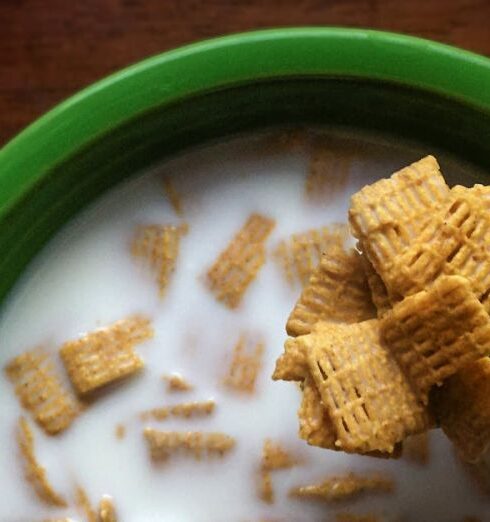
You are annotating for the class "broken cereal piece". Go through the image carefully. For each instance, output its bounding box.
[17,417,67,507]
[115,424,126,440]
[258,470,274,503]
[274,225,348,286]
[224,336,264,393]
[306,320,429,454]
[60,315,153,396]
[262,439,296,471]
[99,495,117,522]
[143,429,235,461]
[162,178,184,216]
[381,276,490,403]
[306,147,351,202]
[360,251,392,317]
[75,486,97,522]
[431,358,490,463]
[131,223,187,296]
[164,373,193,392]
[140,400,215,421]
[290,472,394,503]
[286,245,376,337]
[272,337,308,382]
[206,213,275,308]
[6,350,79,435]
[403,432,430,465]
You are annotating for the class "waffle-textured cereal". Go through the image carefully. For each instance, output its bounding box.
[306,321,429,453]
[143,429,235,461]
[380,276,490,403]
[99,496,118,522]
[60,315,153,396]
[131,223,188,296]
[6,350,79,435]
[274,225,348,286]
[360,251,392,317]
[224,335,264,393]
[272,337,308,382]
[17,417,67,507]
[289,471,394,502]
[286,245,376,337]
[206,213,275,308]
[140,400,215,421]
[431,358,490,462]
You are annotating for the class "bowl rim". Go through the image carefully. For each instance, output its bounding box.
[1,26,489,219]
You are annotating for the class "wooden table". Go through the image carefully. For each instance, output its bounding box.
[1,0,489,146]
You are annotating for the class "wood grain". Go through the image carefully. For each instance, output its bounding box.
[1,0,489,145]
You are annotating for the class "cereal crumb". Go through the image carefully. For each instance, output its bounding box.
[258,470,274,503]
[290,472,394,502]
[262,439,296,471]
[163,178,184,216]
[75,485,97,522]
[99,495,117,522]
[164,373,193,392]
[140,400,215,421]
[60,315,153,396]
[115,424,126,440]
[144,429,235,461]
[224,335,264,393]
[206,213,275,308]
[17,417,67,507]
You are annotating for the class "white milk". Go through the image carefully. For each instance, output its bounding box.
[0,131,488,522]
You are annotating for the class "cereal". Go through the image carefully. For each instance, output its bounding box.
[140,400,215,421]
[261,127,309,154]
[306,320,429,453]
[75,486,97,522]
[99,495,117,522]
[380,276,490,403]
[286,245,376,337]
[262,439,296,471]
[164,373,193,392]
[336,514,388,522]
[143,429,235,461]
[258,470,274,503]
[131,223,187,296]
[349,155,448,300]
[5,350,79,435]
[60,315,153,396]
[274,225,348,286]
[431,358,490,462]
[17,417,67,507]
[224,335,264,393]
[360,251,392,317]
[290,471,394,502]
[115,424,126,440]
[403,432,430,465]
[306,147,351,202]
[272,337,308,382]
[206,213,275,308]
[162,178,184,216]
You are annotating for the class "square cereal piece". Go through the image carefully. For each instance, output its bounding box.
[5,350,79,435]
[305,320,429,454]
[381,276,490,403]
[272,337,308,382]
[286,244,376,337]
[431,358,490,463]
[274,224,348,286]
[131,223,187,297]
[60,316,153,396]
[224,335,264,393]
[359,250,392,317]
[206,213,275,308]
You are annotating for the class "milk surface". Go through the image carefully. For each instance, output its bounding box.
[0,130,488,522]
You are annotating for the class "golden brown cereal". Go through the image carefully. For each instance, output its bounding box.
[17,417,67,507]
[140,400,215,421]
[162,178,184,216]
[403,432,430,465]
[305,147,351,202]
[131,223,187,296]
[306,320,429,453]
[262,439,296,471]
[206,213,275,308]
[143,428,235,461]
[431,358,490,463]
[224,335,265,393]
[289,471,394,502]
[360,251,392,317]
[349,155,448,299]
[381,276,490,403]
[272,337,308,382]
[286,245,376,337]
[6,350,79,435]
[60,315,153,396]
[99,495,117,522]
[115,424,126,440]
[274,225,348,286]
[298,375,336,449]
[75,486,97,522]
[258,470,274,503]
[164,373,193,392]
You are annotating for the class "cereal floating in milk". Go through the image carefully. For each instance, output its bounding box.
[98,495,118,522]
[140,400,215,421]
[224,335,265,394]
[163,372,193,392]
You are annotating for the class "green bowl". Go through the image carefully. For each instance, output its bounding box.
[1,27,489,303]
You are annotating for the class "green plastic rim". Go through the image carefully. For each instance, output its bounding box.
[0,27,489,303]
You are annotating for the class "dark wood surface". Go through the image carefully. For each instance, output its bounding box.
[1,0,489,146]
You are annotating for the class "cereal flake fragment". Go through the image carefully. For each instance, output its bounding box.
[164,373,193,392]
[306,147,351,202]
[163,178,184,216]
[99,495,118,522]
[140,400,215,421]
[224,336,265,393]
